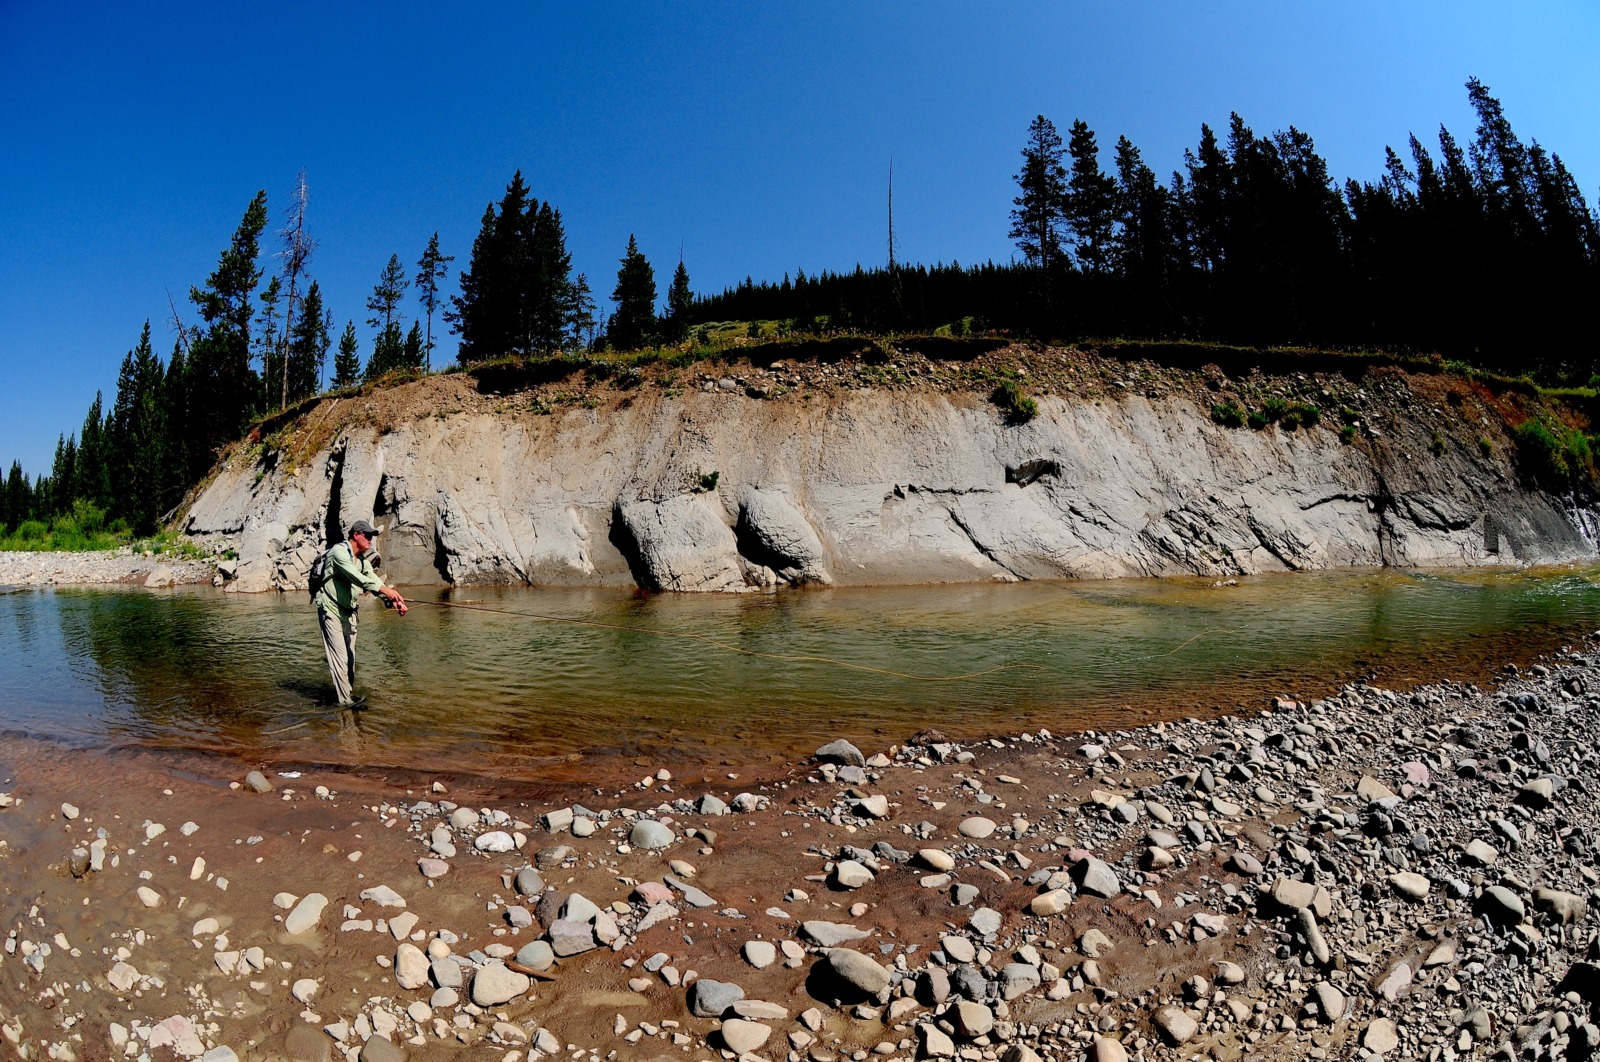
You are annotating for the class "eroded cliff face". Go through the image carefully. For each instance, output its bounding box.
[184,359,1598,594]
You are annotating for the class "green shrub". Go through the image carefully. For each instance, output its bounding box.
[1247,410,1269,430]
[1429,432,1446,456]
[1340,406,1361,425]
[1516,419,1594,490]
[1479,437,1494,457]
[71,499,107,534]
[15,519,47,542]
[697,470,720,492]
[992,378,1038,422]
[1291,403,1321,427]
[1210,402,1245,428]
[1339,424,1357,444]
[1261,397,1289,422]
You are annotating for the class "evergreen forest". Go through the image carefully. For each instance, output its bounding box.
[3,79,1596,547]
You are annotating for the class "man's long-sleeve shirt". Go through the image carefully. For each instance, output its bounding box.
[315,542,387,619]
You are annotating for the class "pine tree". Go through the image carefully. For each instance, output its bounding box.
[567,273,598,349]
[365,322,405,381]
[414,231,454,370]
[403,322,425,371]
[124,331,167,534]
[187,191,268,479]
[609,235,657,350]
[448,173,581,361]
[107,322,154,520]
[332,322,362,388]
[527,202,578,352]
[50,434,77,515]
[286,280,330,401]
[2,462,26,533]
[448,203,504,363]
[1008,116,1068,268]
[1065,120,1118,274]
[1112,136,1177,327]
[364,255,411,381]
[76,392,109,511]
[160,340,191,516]
[664,259,693,340]
[254,276,283,410]
[367,254,409,334]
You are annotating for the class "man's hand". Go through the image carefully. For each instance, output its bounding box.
[381,587,408,616]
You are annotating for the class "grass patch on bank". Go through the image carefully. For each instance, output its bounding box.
[1516,419,1598,492]
[0,501,205,556]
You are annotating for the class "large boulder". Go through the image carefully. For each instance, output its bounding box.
[614,496,747,592]
[737,487,833,585]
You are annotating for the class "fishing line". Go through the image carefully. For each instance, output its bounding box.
[402,597,1048,683]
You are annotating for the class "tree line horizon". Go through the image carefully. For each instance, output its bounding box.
[3,78,1594,540]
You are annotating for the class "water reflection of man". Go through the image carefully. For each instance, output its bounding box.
[315,519,407,706]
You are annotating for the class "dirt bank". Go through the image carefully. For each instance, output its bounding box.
[4,637,1600,1061]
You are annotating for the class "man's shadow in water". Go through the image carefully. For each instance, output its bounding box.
[278,677,371,711]
[274,677,374,753]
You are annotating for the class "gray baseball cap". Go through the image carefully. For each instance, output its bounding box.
[349,519,381,538]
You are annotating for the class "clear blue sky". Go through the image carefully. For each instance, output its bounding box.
[3,2,1597,476]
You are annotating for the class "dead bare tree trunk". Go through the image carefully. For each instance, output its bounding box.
[165,287,192,357]
[277,171,314,410]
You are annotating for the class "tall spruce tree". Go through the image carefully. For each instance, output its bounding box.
[449,204,504,362]
[414,231,453,370]
[76,392,109,511]
[1008,116,1068,268]
[609,235,657,350]
[50,434,76,515]
[286,280,330,401]
[123,330,167,533]
[2,462,25,533]
[448,172,581,361]
[161,340,191,517]
[403,322,425,371]
[527,202,577,352]
[567,273,598,349]
[665,259,693,341]
[187,191,268,480]
[254,276,283,411]
[332,322,362,388]
[1065,120,1118,274]
[364,255,410,380]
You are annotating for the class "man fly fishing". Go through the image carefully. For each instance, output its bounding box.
[313,519,407,705]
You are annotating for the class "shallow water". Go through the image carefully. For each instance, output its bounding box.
[1,567,1597,780]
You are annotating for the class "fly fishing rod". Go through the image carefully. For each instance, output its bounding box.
[400,596,1049,683]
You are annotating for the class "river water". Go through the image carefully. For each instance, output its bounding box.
[2,567,1597,781]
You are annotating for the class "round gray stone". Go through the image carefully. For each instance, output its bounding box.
[631,820,675,850]
[688,978,745,1017]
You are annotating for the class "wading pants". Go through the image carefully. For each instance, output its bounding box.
[317,606,358,705]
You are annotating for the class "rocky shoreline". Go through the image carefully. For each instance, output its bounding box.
[4,639,1600,1061]
[0,549,215,588]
